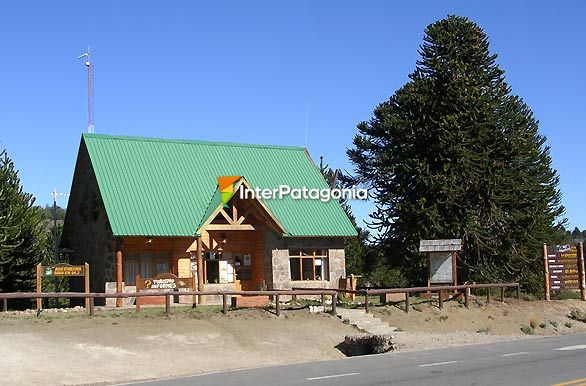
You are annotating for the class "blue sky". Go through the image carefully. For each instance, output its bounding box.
[1,1,584,231]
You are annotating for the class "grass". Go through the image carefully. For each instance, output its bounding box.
[553,291,582,300]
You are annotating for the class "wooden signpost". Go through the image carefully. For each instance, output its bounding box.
[36,263,90,309]
[544,243,586,301]
[135,273,193,311]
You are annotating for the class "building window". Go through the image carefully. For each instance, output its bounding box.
[123,251,171,285]
[289,250,329,281]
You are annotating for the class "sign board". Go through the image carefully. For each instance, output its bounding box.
[429,252,454,284]
[36,262,90,310]
[547,245,580,292]
[141,273,192,290]
[177,258,191,278]
[42,263,85,277]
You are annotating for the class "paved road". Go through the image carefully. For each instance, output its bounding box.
[122,334,586,386]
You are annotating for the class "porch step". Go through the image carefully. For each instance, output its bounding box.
[336,308,397,335]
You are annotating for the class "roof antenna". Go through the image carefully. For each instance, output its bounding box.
[304,100,310,148]
[77,47,94,133]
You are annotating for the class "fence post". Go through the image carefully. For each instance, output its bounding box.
[500,287,505,303]
[321,293,325,309]
[88,296,95,317]
[438,289,443,310]
[2,298,7,312]
[365,291,370,313]
[331,293,337,316]
[517,284,521,301]
[405,291,410,313]
[165,294,171,317]
[486,288,490,303]
[275,294,281,317]
[222,293,228,316]
[464,287,469,309]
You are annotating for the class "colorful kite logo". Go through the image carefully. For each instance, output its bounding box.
[218,176,242,207]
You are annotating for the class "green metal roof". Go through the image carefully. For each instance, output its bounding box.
[81,133,357,237]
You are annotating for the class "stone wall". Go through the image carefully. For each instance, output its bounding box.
[61,141,116,303]
[264,229,346,290]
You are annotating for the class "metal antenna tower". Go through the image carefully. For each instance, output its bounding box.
[77,47,94,133]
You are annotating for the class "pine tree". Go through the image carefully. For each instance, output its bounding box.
[0,149,44,293]
[347,15,564,291]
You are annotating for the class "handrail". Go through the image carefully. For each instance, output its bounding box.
[0,283,521,317]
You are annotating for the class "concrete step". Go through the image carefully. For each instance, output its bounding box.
[336,308,397,335]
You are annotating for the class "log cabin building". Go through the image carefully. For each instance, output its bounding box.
[62,134,357,305]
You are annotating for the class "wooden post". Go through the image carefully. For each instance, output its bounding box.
[196,236,204,305]
[84,262,90,310]
[405,291,410,313]
[321,293,325,309]
[543,243,551,301]
[365,291,369,313]
[486,288,490,303]
[165,293,171,317]
[517,284,521,301]
[464,288,469,309]
[222,293,228,315]
[578,242,586,301]
[275,294,281,317]
[135,274,141,313]
[2,298,7,312]
[36,263,42,310]
[500,287,505,303]
[116,247,123,308]
[331,293,337,316]
[438,289,443,310]
[88,296,95,317]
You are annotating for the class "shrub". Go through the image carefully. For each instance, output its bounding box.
[477,327,491,334]
[521,325,534,335]
[565,322,573,329]
[553,291,581,300]
[569,309,586,323]
[529,318,539,329]
[539,322,547,329]
[439,315,448,322]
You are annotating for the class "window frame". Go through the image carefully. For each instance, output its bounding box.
[288,249,329,281]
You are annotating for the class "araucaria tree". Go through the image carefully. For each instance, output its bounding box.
[0,149,44,293]
[348,15,564,291]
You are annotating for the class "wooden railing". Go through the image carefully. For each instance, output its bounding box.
[294,282,521,313]
[0,283,520,317]
[0,289,338,317]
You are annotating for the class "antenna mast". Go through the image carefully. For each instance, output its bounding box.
[77,47,94,133]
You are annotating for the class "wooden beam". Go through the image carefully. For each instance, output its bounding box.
[197,236,204,304]
[219,208,234,224]
[116,248,123,307]
[205,224,255,231]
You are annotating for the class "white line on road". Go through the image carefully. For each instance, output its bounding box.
[500,352,529,357]
[555,345,586,351]
[307,373,359,381]
[418,360,458,367]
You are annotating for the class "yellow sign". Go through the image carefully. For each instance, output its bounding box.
[43,264,85,277]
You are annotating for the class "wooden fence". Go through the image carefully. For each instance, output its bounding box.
[0,283,519,317]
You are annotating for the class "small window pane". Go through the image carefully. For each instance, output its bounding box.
[290,258,301,281]
[302,258,314,280]
[124,260,138,285]
[206,260,219,283]
[141,252,153,278]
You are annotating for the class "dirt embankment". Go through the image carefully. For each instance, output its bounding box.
[373,298,586,351]
[0,309,355,386]
[1,300,585,385]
